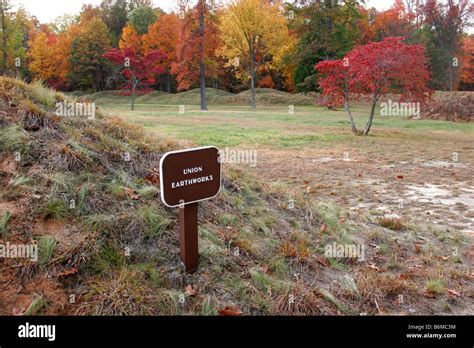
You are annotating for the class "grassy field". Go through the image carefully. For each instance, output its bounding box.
[102,103,474,148]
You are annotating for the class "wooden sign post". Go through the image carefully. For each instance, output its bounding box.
[160,146,221,273]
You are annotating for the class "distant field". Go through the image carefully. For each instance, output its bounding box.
[99,103,474,149]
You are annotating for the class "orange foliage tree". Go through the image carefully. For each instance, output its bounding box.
[143,13,180,92]
[459,36,474,90]
[372,0,414,40]
[171,4,221,92]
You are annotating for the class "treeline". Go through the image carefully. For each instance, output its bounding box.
[0,0,472,94]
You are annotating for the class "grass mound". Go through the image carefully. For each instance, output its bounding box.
[150,88,234,105]
[227,88,315,106]
[78,87,315,106]
[0,77,334,315]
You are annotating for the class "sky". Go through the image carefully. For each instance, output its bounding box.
[10,0,395,23]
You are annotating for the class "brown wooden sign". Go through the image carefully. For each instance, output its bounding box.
[159,146,221,207]
[159,146,221,273]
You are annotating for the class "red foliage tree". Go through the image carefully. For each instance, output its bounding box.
[316,37,432,135]
[103,47,167,110]
[171,3,221,93]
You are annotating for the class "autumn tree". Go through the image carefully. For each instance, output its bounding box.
[54,23,84,89]
[119,24,143,53]
[5,6,35,79]
[172,1,221,108]
[356,6,376,44]
[129,5,157,35]
[219,0,292,108]
[103,47,167,110]
[420,0,473,90]
[68,17,112,91]
[28,15,82,89]
[51,14,79,33]
[289,0,361,93]
[99,0,129,46]
[459,35,474,90]
[143,13,179,92]
[372,0,414,41]
[28,30,58,83]
[316,37,432,135]
[0,0,11,75]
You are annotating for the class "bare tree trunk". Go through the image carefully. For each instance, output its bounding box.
[345,100,358,134]
[344,80,358,133]
[199,0,207,111]
[166,70,171,93]
[363,94,378,135]
[1,1,6,76]
[131,82,136,111]
[249,43,256,109]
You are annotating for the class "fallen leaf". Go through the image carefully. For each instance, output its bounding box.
[368,264,381,272]
[58,268,78,277]
[219,306,243,316]
[320,223,327,233]
[414,243,422,254]
[123,187,139,200]
[446,289,461,297]
[12,307,26,316]
[144,169,160,185]
[396,175,404,179]
[314,255,329,267]
[424,291,436,298]
[399,273,409,280]
[184,285,197,297]
[260,264,270,274]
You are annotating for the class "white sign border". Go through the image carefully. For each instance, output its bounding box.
[159,146,222,208]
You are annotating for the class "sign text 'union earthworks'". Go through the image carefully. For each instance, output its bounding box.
[159,146,221,208]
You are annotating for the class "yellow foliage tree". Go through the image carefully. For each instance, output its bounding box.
[28,19,86,89]
[27,31,57,81]
[218,0,292,108]
[119,24,143,54]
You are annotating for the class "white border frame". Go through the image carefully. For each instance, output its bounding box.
[159,146,222,208]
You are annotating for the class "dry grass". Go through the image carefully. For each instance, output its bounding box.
[377,217,405,231]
